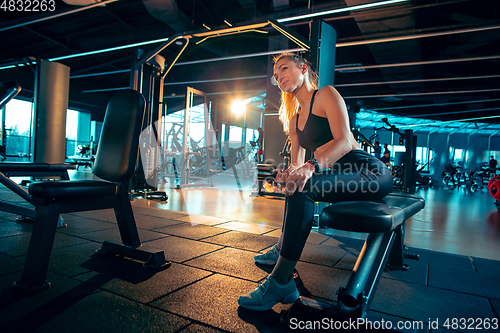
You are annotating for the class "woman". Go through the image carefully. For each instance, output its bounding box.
[237,53,393,311]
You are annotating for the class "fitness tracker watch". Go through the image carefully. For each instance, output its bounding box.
[308,158,320,173]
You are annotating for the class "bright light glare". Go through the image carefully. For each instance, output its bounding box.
[231,100,246,116]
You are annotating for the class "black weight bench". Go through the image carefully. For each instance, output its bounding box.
[0,161,76,221]
[0,82,76,221]
[13,90,170,292]
[282,192,425,323]
[0,162,75,180]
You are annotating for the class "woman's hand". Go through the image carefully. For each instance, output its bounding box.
[274,165,296,186]
[281,163,315,196]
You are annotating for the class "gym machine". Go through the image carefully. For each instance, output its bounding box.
[0,82,72,226]
[381,118,418,193]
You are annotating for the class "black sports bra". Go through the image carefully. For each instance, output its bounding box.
[296,90,334,151]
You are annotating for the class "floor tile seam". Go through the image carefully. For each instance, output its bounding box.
[0,250,26,260]
[298,250,353,269]
[388,276,500,300]
[144,231,231,243]
[0,199,34,207]
[178,245,230,265]
[61,219,119,226]
[0,214,29,223]
[298,257,352,270]
[64,258,133,280]
[63,213,118,224]
[0,233,31,242]
[133,212,189,220]
[52,233,111,246]
[368,309,430,328]
[137,232,171,243]
[173,322,231,333]
[143,221,190,230]
[404,247,491,263]
[318,236,333,246]
[426,263,429,286]
[147,302,232,333]
[469,257,478,272]
[202,226,280,237]
[196,229,233,241]
[259,228,281,237]
[193,238,275,254]
[135,212,188,220]
[487,298,499,319]
[167,217,234,225]
[149,223,233,237]
[48,238,100,251]
[180,261,267,283]
[0,266,23,277]
[380,274,428,286]
[208,220,238,227]
[4,237,101,258]
[146,272,216,306]
[133,209,181,216]
[425,284,500,301]
[64,279,201,321]
[56,226,118,237]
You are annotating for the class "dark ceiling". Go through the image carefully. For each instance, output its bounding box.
[1,0,499,126]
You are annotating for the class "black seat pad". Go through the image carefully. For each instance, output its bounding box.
[379,192,425,218]
[29,180,117,198]
[0,162,76,172]
[320,192,425,233]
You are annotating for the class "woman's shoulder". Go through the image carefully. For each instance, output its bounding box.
[316,85,341,99]
[315,86,344,111]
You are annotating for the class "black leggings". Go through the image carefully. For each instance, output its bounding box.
[280,149,393,261]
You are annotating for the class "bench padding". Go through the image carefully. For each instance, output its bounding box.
[29,180,117,198]
[0,162,76,172]
[320,192,425,233]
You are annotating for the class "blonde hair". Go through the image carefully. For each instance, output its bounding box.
[273,53,318,133]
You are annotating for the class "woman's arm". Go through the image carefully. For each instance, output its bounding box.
[310,86,356,170]
[275,114,305,187]
[288,114,306,168]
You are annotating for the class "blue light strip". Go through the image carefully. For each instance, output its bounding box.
[278,0,410,23]
[49,37,172,61]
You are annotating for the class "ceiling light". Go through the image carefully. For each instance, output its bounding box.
[231,100,246,117]
[278,0,410,23]
[224,20,232,27]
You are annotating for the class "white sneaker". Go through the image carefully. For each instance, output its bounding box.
[237,275,299,311]
[254,244,279,265]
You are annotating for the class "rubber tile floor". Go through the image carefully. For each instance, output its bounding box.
[0,195,499,332]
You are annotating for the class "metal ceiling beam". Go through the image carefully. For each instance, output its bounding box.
[448,123,472,136]
[71,69,130,79]
[22,26,72,51]
[0,0,121,33]
[335,74,500,87]
[163,75,267,85]
[401,115,500,128]
[336,24,500,48]
[335,55,500,72]
[412,107,500,118]
[173,48,304,66]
